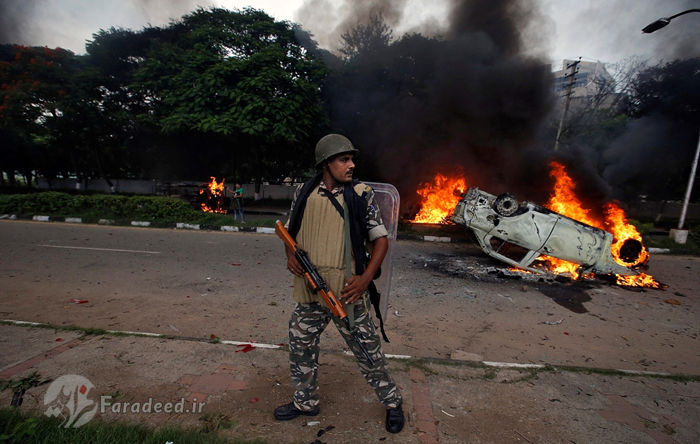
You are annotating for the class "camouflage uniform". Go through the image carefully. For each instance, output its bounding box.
[286,181,402,411]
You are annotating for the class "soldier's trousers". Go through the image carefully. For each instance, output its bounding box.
[288,302,402,411]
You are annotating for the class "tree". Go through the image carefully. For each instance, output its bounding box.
[627,58,700,124]
[339,15,393,61]
[602,58,700,200]
[83,27,166,182]
[0,39,154,188]
[0,44,77,185]
[549,58,648,179]
[133,8,328,188]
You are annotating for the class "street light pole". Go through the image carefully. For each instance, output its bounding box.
[678,132,700,231]
[642,9,700,33]
[643,9,700,243]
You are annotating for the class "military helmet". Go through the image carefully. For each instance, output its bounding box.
[315,134,358,166]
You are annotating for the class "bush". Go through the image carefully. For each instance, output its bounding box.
[0,192,200,224]
[0,192,278,227]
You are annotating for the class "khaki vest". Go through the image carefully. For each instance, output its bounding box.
[292,184,361,304]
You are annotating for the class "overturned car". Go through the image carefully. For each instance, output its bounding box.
[451,188,636,276]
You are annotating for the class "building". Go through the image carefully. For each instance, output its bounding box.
[553,59,619,111]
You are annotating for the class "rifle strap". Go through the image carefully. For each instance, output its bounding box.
[343,201,355,328]
[319,187,345,218]
[369,282,390,342]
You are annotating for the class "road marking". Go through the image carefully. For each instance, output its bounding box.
[220,340,281,349]
[37,244,161,254]
[0,319,688,378]
[483,361,545,369]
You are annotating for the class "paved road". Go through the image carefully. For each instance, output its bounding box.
[1,219,698,374]
[1,220,699,443]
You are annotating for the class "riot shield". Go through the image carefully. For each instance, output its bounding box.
[365,182,400,322]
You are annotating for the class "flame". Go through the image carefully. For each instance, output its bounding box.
[200,176,226,214]
[616,273,661,288]
[536,255,582,279]
[412,173,467,223]
[539,161,658,287]
[604,202,649,267]
[545,161,599,227]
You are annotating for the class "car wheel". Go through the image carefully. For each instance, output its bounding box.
[494,193,519,216]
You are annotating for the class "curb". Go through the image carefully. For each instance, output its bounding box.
[396,233,468,243]
[10,213,463,241]
[2,214,278,235]
[0,214,680,250]
[2,319,692,380]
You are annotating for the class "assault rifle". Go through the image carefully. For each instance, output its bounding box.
[275,220,375,366]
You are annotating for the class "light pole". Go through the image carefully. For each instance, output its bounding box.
[643,9,700,243]
[642,9,700,33]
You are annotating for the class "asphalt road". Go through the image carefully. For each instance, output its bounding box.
[1,220,698,375]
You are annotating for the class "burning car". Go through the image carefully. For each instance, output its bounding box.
[451,187,637,276]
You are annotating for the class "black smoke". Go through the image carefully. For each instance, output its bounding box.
[0,2,40,47]
[316,0,556,215]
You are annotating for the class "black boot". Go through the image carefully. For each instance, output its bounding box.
[273,402,320,421]
[385,404,404,433]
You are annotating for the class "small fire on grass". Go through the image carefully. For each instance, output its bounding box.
[200,176,226,214]
[412,162,660,288]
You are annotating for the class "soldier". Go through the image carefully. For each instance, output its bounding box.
[274,134,404,433]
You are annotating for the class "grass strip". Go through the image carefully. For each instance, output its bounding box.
[0,407,263,444]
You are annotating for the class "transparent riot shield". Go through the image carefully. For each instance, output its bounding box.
[365,182,400,322]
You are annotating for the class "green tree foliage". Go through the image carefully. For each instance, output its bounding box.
[83,27,164,181]
[628,57,700,124]
[0,8,330,188]
[0,41,148,188]
[339,15,393,61]
[133,8,328,184]
[0,44,77,185]
[601,58,700,200]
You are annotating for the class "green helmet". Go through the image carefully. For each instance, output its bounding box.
[315,134,359,167]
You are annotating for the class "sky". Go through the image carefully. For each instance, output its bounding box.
[1,0,698,68]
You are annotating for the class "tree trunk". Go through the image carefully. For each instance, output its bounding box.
[254,177,262,200]
[6,171,17,187]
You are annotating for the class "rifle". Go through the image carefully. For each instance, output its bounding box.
[275,220,375,366]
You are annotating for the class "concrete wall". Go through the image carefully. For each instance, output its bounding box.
[36,178,296,200]
[627,200,700,221]
[243,184,296,200]
[37,178,156,194]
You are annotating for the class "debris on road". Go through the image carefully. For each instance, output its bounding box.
[69,298,89,304]
[235,344,255,353]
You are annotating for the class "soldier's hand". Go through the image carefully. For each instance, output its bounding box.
[340,275,370,303]
[287,254,303,276]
